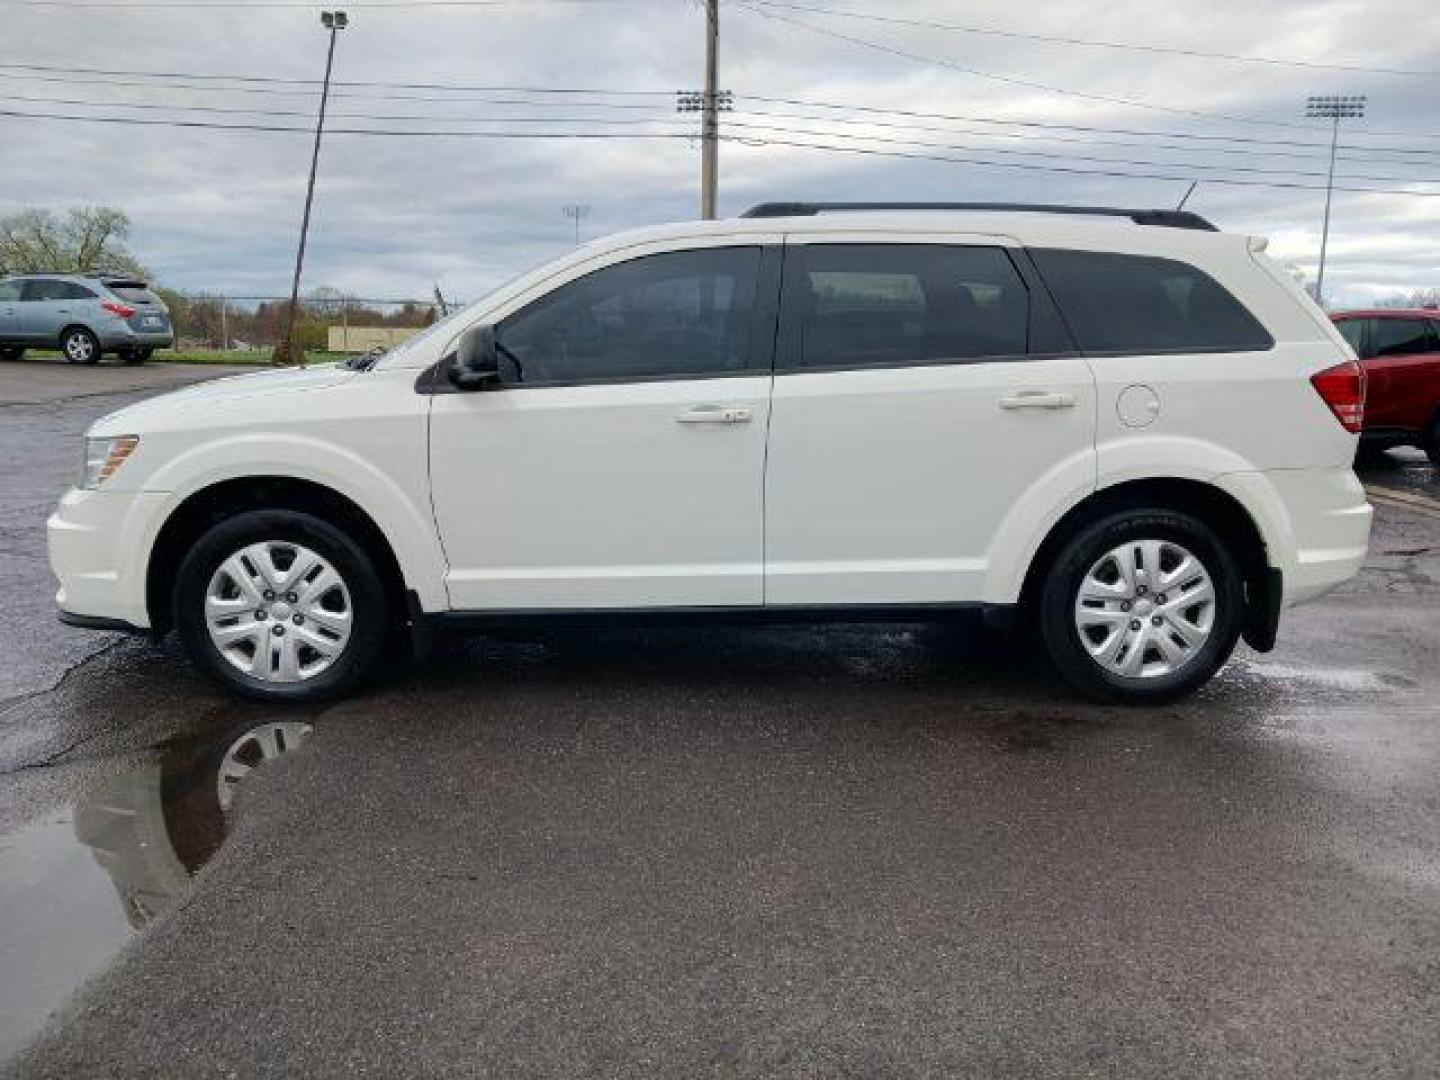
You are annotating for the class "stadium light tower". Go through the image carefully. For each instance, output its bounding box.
[563,203,591,247]
[1305,94,1366,309]
[276,9,349,366]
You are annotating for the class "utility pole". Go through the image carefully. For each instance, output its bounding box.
[275,9,348,366]
[219,296,228,351]
[701,0,719,220]
[1305,94,1365,310]
[563,203,591,246]
[677,6,730,221]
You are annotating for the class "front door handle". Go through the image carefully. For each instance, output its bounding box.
[999,390,1076,411]
[676,406,753,425]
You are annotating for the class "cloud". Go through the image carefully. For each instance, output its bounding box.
[1,0,1437,306]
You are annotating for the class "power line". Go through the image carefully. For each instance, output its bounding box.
[6,58,1440,144]
[13,85,1433,179]
[0,61,672,96]
[744,0,1440,77]
[717,131,1440,198]
[717,119,1440,186]
[4,104,1439,199]
[742,94,1440,153]
[4,0,629,7]
[7,86,1432,181]
[0,91,685,126]
[0,106,695,138]
[735,1,1366,133]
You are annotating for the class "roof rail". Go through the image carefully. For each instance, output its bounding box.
[739,202,1218,232]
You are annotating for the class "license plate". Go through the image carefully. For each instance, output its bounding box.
[143,316,161,327]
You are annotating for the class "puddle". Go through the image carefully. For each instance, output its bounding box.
[0,720,311,1062]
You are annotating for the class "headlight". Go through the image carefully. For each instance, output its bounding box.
[81,435,140,490]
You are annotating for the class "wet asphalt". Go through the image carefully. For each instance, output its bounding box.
[2,357,1439,1078]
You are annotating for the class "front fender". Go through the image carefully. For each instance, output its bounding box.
[139,432,448,613]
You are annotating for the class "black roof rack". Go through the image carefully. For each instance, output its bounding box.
[740,202,1218,232]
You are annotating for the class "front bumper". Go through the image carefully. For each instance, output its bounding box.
[48,487,167,629]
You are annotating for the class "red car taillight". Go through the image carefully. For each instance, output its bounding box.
[102,301,136,319]
[1310,360,1366,433]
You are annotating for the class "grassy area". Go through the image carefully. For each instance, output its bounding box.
[28,348,350,366]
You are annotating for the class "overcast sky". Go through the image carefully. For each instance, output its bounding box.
[2,0,1437,306]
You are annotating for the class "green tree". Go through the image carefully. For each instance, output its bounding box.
[0,207,149,278]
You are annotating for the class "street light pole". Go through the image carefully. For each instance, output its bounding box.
[276,9,348,366]
[1305,94,1366,310]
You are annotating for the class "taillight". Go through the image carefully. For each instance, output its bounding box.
[1310,360,1366,433]
[102,301,136,319]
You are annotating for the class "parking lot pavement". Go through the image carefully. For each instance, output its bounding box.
[2,364,1439,1078]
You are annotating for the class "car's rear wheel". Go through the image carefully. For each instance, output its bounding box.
[1423,413,1440,467]
[0,345,23,362]
[118,347,150,365]
[61,327,100,365]
[174,510,390,701]
[1038,509,1245,704]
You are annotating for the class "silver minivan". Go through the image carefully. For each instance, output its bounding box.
[0,274,174,364]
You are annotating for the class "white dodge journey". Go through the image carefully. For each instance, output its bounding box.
[48,202,1373,704]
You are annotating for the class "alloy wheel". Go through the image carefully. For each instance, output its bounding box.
[204,541,354,683]
[64,331,96,363]
[1073,539,1216,679]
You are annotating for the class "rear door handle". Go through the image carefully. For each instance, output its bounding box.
[999,390,1076,411]
[676,406,752,425]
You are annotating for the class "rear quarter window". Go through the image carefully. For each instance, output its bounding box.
[1031,248,1273,355]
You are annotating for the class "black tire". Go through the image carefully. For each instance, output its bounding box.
[118,347,145,365]
[174,510,391,702]
[0,345,23,362]
[138,346,155,362]
[61,326,101,365]
[1423,413,1440,468]
[1038,509,1245,704]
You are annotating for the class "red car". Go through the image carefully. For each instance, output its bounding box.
[1331,308,1440,464]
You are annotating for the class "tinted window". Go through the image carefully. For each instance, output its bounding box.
[108,282,156,304]
[497,247,763,384]
[788,244,1029,368]
[0,280,20,302]
[1366,318,1435,358]
[1335,318,1365,353]
[1032,248,1273,354]
[22,279,94,301]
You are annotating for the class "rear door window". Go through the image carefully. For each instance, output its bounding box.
[0,280,21,302]
[1366,318,1435,358]
[1030,248,1273,355]
[782,244,1031,369]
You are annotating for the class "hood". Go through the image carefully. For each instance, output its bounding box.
[90,365,356,435]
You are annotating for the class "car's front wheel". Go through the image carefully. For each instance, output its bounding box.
[174,510,390,701]
[1039,509,1245,704]
[1423,413,1440,467]
[0,345,23,362]
[61,327,101,365]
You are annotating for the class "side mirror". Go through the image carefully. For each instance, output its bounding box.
[446,325,501,390]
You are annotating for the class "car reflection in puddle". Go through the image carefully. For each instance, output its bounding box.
[0,721,311,1062]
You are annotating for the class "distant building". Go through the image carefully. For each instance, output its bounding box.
[328,326,421,353]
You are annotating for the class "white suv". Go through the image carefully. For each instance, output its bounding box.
[48,203,1372,704]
